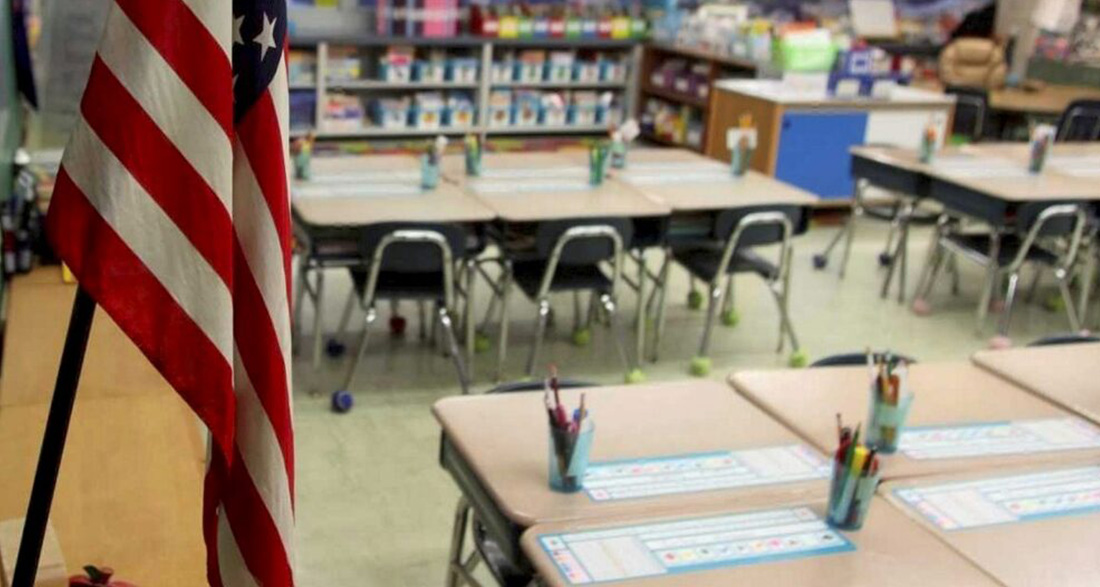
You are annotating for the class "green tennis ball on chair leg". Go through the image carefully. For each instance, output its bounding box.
[689,356,711,377]
[721,309,740,327]
[687,290,703,310]
[474,332,491,353]
[624,369,646,384]
[571,328,592,346]
[788,350,809,368]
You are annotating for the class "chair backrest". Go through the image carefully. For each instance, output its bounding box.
[810,351,918,368]
[359,222,468,273]
[944,85,989,141]
[1014,202,1087,238]
[487,379,599,394]
[1055,100,1100,142]
[535,218,634,266]
[938,38,1006,90]
[1027,333,1100,347]
[713,205,805,247]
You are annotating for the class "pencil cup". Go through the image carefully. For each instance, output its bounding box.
[421,155,440,189]
[610,141,627,169]
[826,470,879,531]
[548,420,595,493]
[294,149,312,181]
[1028,124,1055,174]
[589,145,609,186]
[866,393,913,454]
[730,144,754,176]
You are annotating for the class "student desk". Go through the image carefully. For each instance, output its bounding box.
[0,271,206,586]
[730,362,1100,480]
[883,465,1100,587]
[435,380,833,569]
[291,155,495,377]
[973,343,1100,426]
[990,83,1100,117]
[520,496,999,586]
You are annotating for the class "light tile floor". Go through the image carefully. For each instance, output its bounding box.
[291,218,1089,586]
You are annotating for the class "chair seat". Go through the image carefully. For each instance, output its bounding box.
[944,233,1059,267]
[511,260,612,299]
[672,247,779,283]
[349,268,447,300]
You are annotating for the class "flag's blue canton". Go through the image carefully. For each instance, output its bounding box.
[232,0,287,122]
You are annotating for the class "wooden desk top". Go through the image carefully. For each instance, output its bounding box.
[851,143,1100,203]
[292,174,494,227]
[442,151,581,182]
[730,362,1100,479]
[610,150,818,211]
[882,466,1100,587]
[433,380,831,528]
[457,153,670,221]
[521,497,999,587]
[0,271,175,407]
[973,343,1100,425]
[990,84,1100,116]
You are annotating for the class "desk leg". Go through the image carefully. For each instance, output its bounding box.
[839,180,866,278]
[465,260,476,383]
[976,233,1002,335]
[649,248,672,362]
[1077,239,1097,328]
[311,269,326,380]
[293,254,309,353]
[879,201,913,302]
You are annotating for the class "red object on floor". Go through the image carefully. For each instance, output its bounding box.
[69,566,137,587]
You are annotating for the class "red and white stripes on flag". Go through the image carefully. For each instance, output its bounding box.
[44,1,295,585]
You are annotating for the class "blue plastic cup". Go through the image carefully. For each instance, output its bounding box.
[730,145,754,176]
[866,393,913,454]
[827,472,879,530]
[548,420,595,493]
[421,155,440,189]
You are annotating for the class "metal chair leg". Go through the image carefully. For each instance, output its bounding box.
[445,497,471,587]
[1025,267,1044,304]
[339,304,377,392]
[913,217,946,301]
[838,181,866,278]
[976,234,1003,335]
[649,249,672,362]
[949,253,962,296]
[293,255,309,348]
[311,270,326,378]
[722,274,735,315]
[918,245,948,302]
[334,288,358,340]
[880,201,913,302]
[1057,268,1083,332]
[997,272,1022,336]
[464,260,476,381]
[634,252,647,367]
[526,300,552,377]
[439,305,471,395]
[697,284,722,358]
[495,264,513,382]
[418,300,428,340]
[601,293,636,374]
[572,291,584,332]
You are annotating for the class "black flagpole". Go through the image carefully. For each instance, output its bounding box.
[11,287,96,587]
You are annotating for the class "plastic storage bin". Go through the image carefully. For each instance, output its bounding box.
[447,58,479,83]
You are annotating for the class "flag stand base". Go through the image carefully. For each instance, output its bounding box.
[11,287,96,587]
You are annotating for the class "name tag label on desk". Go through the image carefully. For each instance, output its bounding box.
[1049,155,1100,177]
[471,180,593,195]
[933,157,1032,179]
[621,170,735,185]
[583,445,830,502]
[308,170,422,183]
[538,507,853,585]
[477,166,587,180]
[895,466,1100,531]
[900,417,1100,460]
[621,161,726,173]
[293,183,424,199]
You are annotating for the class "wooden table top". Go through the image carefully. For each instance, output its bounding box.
[593,149,819,212]
[973,343,1100,425]
[990,83,1100,116]
[882,465,1100,587]
[521,496,999,587]
[433,380,831,528]
[442,150,582,182]
[851,143,1100,203]
[292,154,494,227]
[729,362,1100,479]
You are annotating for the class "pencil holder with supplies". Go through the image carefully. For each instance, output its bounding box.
[544,367,594,493]
[865,351,914,454]
[826,415,880,531]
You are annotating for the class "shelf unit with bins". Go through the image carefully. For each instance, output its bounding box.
[288,36,642,142]
[636,43,765,152]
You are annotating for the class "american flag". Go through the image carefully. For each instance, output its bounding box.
[44,0,295,585]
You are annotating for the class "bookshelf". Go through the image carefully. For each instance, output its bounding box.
[289,36,642,142]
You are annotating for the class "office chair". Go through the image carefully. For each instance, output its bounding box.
[445,379,598,587]
[334,223,472,398]
[913,204,1090,338]
[656,206,804,374]
[810,351,918,368]
[944,85,990,142]
[486,219,639,382]
[1056,100,1100,142]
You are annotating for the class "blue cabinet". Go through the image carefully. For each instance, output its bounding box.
[774,112,868,200]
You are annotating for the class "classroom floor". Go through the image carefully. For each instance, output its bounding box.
[290,217,1085,586]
